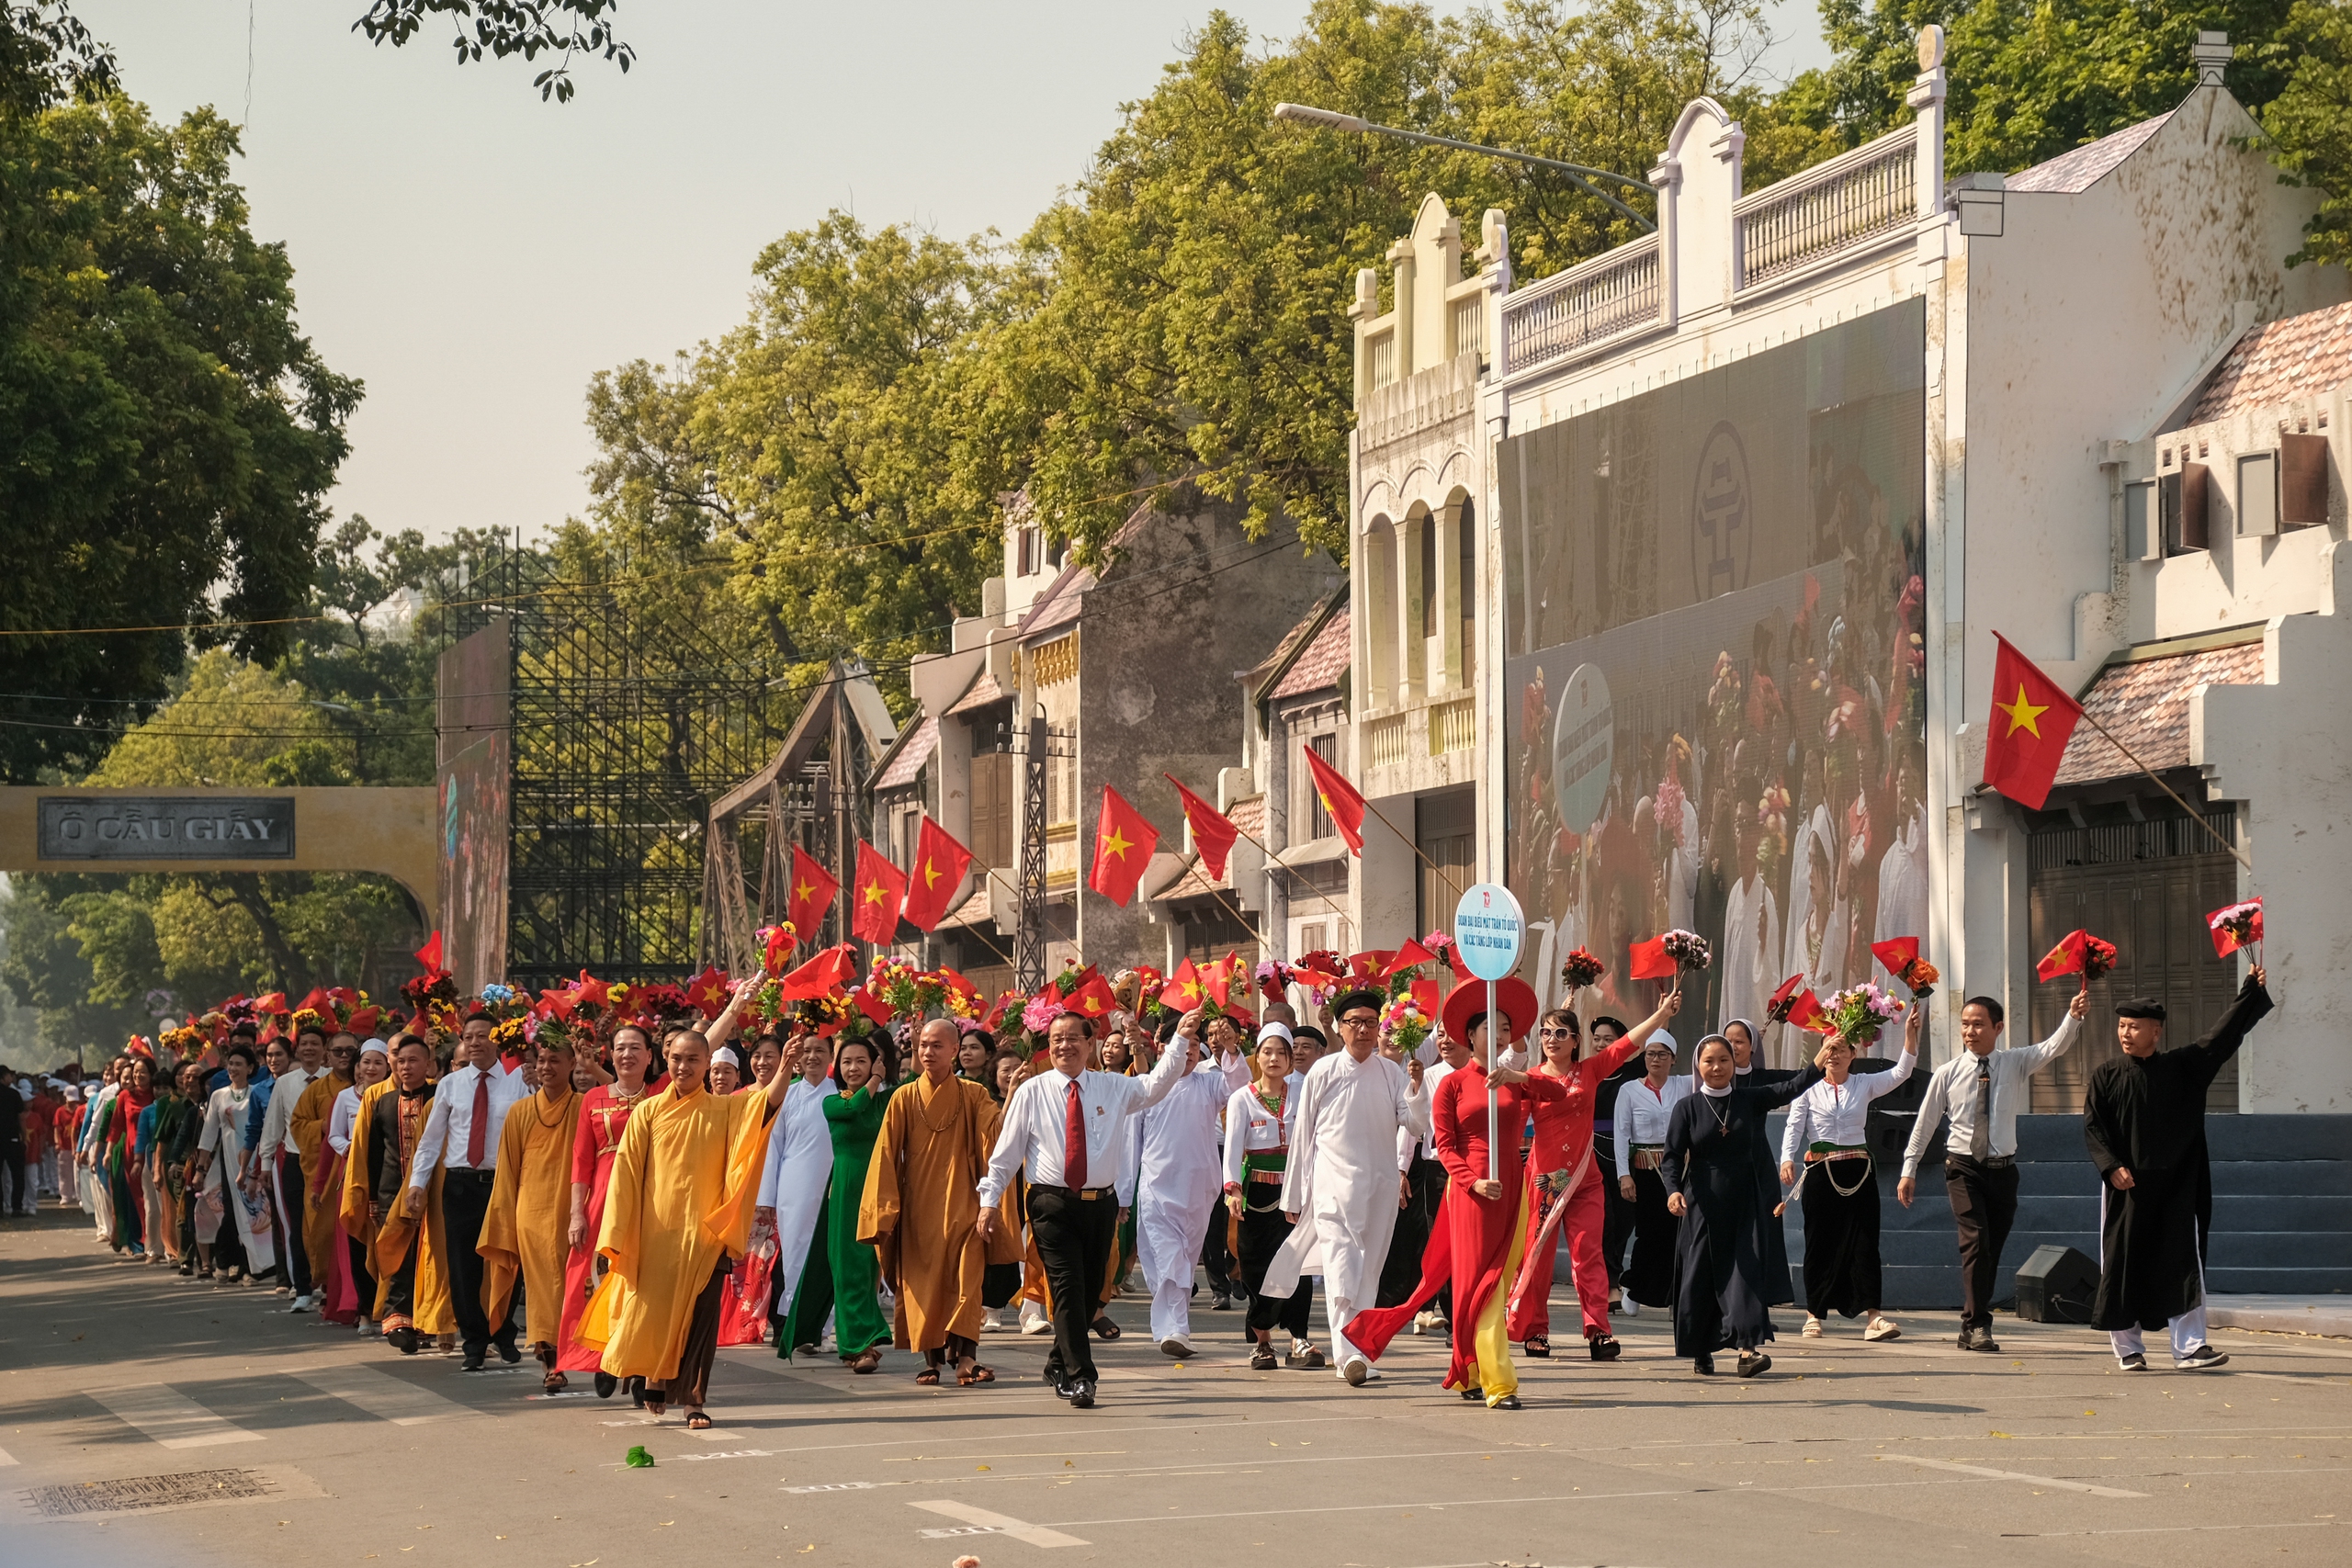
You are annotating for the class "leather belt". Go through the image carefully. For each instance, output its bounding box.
[1948,1154,2015,1169]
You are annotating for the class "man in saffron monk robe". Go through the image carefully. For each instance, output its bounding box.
[585,981,786,1429]
[341,1035,454,1354]
[862,1018,1020,1386]
[481,1038,598,1391]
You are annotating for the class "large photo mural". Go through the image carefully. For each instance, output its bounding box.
[1501,300,1928,1066]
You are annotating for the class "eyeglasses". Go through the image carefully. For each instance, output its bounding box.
[1337,1014,1379,1029]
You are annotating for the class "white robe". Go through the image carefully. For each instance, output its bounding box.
[1721,873,1779,1062]
[1265,1048,1428,1365]
[1872,806,1930,984]
[1131,1051,1252,1344]
[755,1075,837,1322]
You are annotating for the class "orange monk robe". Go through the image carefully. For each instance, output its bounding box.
[582,1083,774,1382]
[337,1077,454,1336]
[288,1069,349,1286]
[479,1083,595,1367]
[859,1076,1023,1351]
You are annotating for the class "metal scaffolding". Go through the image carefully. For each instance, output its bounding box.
[458,538,783,996]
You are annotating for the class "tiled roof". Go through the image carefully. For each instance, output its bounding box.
[2007,112,2169,195]
[873,716,936,791]
[946,670,1008,715]
[1017,562,1093,638]
[2052,639,2264,786]
[1159,795,1265,899]
[1271,607,1352,700]
[933,882,995,931]
[1250,599,1330,686]
[2187,299,2352,425]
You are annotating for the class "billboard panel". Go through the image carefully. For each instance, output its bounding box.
[436,622,511,996]
[1501,299,1928,1066]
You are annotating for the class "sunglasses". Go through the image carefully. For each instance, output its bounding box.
[1539,1026,1578,1038]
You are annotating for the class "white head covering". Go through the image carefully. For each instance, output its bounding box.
[710,1044,743,1071]
[1255,1021,1294,1045]
[358,1037,390,1059]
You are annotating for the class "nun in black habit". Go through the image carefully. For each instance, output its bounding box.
[1662,1035,1824,1377]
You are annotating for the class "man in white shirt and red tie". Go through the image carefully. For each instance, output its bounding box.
[402,1009,530,1369]
[1899,989,2086,1352]
[978,1007,1194,1407]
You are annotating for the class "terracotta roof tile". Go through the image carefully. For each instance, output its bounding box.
[946,670,1009,715]
[2052,640,2264,786]
[874,716,936,790]
[2187,299,2352,425]
[2007,112,2168,194]
[1271,608,1351,700]
[933,882,994,931]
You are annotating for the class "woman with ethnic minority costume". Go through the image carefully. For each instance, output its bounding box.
[1662,1035,1824,1376]
[101,1054,159,1258]
[782,1030,899,1371]
[1223,1028,1322,1370]
[1779,1005,1918,1341]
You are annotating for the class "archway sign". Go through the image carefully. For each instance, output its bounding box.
[1454,881,1524,1180]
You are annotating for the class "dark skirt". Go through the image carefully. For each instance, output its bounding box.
[1669,1161,1781,1356]
[1623,1167,1677,1308]
[1797,1159,1882,1318]
[1237,1201,1312,1337]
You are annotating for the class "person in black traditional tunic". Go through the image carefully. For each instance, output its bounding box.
[2083,967,2271,1371]
[1662,1036,1823,1377]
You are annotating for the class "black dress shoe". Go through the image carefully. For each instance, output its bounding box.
[1052,1378,1075,1401]
[594,1371,618,1399]
[1692,1354,1714,1375]
[389,1326,420,1356]
[494,1340,522,1364]
[1068,1379,1096,1409]
[1736,1352,1772,1378]
[462,1349,486,1371]
[1460,1386,1483,1401]
[1490,1393,1522,1410]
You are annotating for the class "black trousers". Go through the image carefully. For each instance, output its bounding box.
[0,1144,26,1212]
[1597,1139,1634,1291]
[1237,1203,1313,1338]
[1198,1184,1238,1288]
[1376,1153,1445,1308]
[440,1169,512,1353]
[1030,1185,1116,1386]
[1945,1156,2020,1330]
[1623,1166,1676,1308]
[276,1152,313,1295]
[348,1233,379,1319]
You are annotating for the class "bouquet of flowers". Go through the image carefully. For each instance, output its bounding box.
[490,1013,534,1055]
[1869,938,1939,999]
[2207,898,2263,960]
[870,954,944,1020]
[1659,929,1713,977]
[940,973,985,1021]
[1819,982,1905,1051]
[2036,929,2118,994]
[1560,947,1606,992]
[160,1021,207,1059]
[1419,931,1457,969]
[1022,988,1066,1037]
[288,1005,329,1038]
[1379,993,1431,1057]
[1117,964,1165,1021]
[1254,958,1293,1004]
[400,966,457,1013]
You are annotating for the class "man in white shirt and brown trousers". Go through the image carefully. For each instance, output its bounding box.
[402,1010,530,1370]
[978,1007,1193,1407]
[1899,989,2085,1352]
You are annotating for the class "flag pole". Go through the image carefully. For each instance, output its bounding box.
[1358,795,1469,914]
[2048,708,2254,874]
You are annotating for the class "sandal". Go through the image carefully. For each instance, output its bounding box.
[643,1395,668,1417]
[543,1370,568,1393]
[1249,1345,1276,1370]
[684,1410,712,1430]
[1091,1314,1122,1340]
[915,1366,942,1386]
[1523,1334,1551,1359]
[851,1348,883,1374]
[957,1362,995,1386]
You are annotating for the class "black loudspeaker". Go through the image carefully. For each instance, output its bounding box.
[2013,1244,2098,1324]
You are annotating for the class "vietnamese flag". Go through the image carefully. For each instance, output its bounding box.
[413,931,444,973]
[1409,977,1442,1022]
[775,942,857,1002]
[1982,633,2084,810]
[787,847,840,944]
[1089,786,1160,907]
[1067,968,1121,1023]
[849,840,907,944]
[2036,929,2105,983]
[1301,742,1368,853]
[1159,958,1208,1012]
[852,987,895,1028]
[684,965,730,1019]
[902,817,975,932]
[1346,950,1391,979]
[347,1005,381,1039]
[1627,936,1679,981]
[1165,773,1240,882]
[1380,940,1435,981]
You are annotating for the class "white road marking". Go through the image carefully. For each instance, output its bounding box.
[87,1384,265,1450]
[288,1364,480,1427]
[910,1499,1089,1547]
[0,1448,17,1468]
[1873,1453,2145,1497]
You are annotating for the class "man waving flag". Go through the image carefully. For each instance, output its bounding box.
[1982,633,2084,810]
[900,817,975,931]
[1090,785,1159,906]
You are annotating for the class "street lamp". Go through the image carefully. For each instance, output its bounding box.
[1272,101,1656,232]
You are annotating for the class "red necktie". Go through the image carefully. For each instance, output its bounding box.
[465,1068,491,1168]
[1063,1077,1087,1190]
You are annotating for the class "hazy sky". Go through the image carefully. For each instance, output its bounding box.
[77,2,1826,547]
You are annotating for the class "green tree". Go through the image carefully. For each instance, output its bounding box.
[0,90,359,783]
[2256,1,2352,266]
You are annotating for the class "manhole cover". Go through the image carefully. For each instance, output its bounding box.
[21,1469,280,1517]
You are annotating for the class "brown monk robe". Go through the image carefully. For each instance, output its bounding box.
[479,1040,590,1391]
[861,1019,1022,1385]
[289,1037,356,1292]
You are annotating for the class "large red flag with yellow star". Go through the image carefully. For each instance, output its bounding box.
[787,846,839,943]
[849,840,907,943]
[1089,785,1159,907]
[1982,633,2083,810]
[1300,741,1367,853]
[900,816,974,932]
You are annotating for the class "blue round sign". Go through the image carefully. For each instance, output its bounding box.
[1453,883,1525,982]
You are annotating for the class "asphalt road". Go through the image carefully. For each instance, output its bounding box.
[3,1201,2346,1568]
